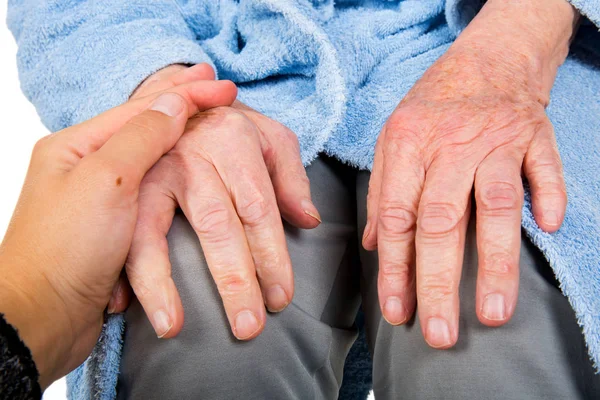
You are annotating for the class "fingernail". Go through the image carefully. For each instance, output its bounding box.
[149,93,185,117]
[265,285,289,313]
[382,296,407,325]
[482,293,506,321]
[543,210,559,227]
[301,199,321,223]
[426,317,452,348]
[153,309,173,338]
[234,310,261,340]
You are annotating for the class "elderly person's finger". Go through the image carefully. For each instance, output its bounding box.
[375,127,422,325]
[416,162,472,349]
[363,127,386,251]
[260,121,321,229]
[474,149,524,326]
[190,109,294,316]
[231,101,320,229]
[125,175,183,338]
[178,156,267,340]
[524,123,568,232]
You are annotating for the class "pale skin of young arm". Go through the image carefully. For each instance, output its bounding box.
[111,0,579,348]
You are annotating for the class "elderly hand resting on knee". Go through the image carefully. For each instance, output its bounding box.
[118,0,576,350]
[0,80,237,389]
[113,64,322,341]
[363,0,575,348]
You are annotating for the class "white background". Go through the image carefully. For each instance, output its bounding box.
[1,2,68,399]
[0,3,375,399]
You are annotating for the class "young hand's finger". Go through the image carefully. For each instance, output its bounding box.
[76,93,189,190]
[57,80,237,160]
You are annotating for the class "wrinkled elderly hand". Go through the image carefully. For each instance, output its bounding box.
[364,0,575,348]
[125,65,320,340]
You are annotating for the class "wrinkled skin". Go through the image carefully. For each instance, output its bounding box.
[363,45,567,348]
[114,0,575,348]
[120,64,321,340]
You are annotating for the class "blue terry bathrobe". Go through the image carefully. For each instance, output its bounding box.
[6,0,600,398]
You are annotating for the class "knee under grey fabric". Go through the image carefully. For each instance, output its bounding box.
[118,156,599,399]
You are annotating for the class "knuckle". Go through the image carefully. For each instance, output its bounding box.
[260,137,276,162]
[256,251,287,276]
[385,116,422,144]
[32,135,51,153]
[478,181,523,213]
[379,203,417,236]
[237,194,271,227]
[481,254,514,277]
[190,199,232,240]
[202,107,255,133]
[31,134,57,161]
[381,262,412,285]
[290,170,310,187]
[283,128,300,145]
[418,202,463,236]
[215,271,253,298]
[418,270,456,302]
[386,110,414,133]
[279,127,301,151]
[534,186,568,205]
[526,152,563,180]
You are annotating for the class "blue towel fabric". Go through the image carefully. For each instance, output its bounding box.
[6,1,600,398]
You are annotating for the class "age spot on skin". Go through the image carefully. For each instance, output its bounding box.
[116,177,122,186]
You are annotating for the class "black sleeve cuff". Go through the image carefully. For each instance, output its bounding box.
[0,313,41,399]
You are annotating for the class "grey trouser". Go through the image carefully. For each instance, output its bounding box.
[118,156,599,399]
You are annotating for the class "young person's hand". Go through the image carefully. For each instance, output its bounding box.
[124,64,320,340]
[364,0,575,348]
[0,80,237,389]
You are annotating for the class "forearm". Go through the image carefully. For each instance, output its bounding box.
[454,0,579,104]
[0,255,70,390]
